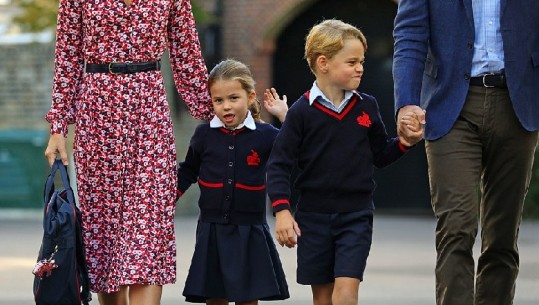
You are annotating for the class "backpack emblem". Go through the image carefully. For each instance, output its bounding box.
[246,149,261,166]
[357,111,372,127]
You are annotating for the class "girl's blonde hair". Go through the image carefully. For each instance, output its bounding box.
[304,19,367,74]
[208,59,262,122]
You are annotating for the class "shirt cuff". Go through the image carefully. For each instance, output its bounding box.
[398,141,415,152]
[271,199,291,214]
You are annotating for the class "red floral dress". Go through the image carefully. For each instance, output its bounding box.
[45,0,212,293]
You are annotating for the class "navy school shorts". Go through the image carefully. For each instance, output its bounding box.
[295,209,374,285]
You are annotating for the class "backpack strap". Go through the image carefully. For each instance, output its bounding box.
[76,208,92,304]
[46,159,76,206]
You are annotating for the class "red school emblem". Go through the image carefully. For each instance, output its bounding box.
[357,111,372,127]
[246,149,261,166]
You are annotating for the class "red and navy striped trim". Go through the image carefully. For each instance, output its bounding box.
[198,179,224,188]
[219,127,246,136]
[235,183,266,190]
[271,199,290,207]
[198,179,265,190]
[304,91,358,120]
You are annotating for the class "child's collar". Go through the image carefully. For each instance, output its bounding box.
[308,81,356,105]
[209,111,257,130]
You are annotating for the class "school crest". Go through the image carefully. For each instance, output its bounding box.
[246,149,260,166]
[357,111,372,127]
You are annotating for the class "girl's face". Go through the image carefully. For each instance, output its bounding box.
[323,38,365,91]
[210,79,255,129]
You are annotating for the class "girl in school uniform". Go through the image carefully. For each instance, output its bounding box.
[177,59,290,304]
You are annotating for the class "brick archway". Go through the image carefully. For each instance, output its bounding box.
[220,0,399,120]
[219,0,313,121]
[219,0,430,210]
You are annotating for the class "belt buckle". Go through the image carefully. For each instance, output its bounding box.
[108,62,121,74]
[482,73,496,88]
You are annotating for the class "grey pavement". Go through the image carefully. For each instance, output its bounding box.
[1,211,538,305]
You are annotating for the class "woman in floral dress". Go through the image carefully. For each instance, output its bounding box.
[43,0,212,304]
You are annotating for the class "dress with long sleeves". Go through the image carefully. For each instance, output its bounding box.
[45,0,212,293]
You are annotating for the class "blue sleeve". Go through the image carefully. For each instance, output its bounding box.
[393,0,430,115]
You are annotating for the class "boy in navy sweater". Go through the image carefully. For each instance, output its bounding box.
[267,19,424,305]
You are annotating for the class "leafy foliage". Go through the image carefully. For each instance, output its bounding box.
[11,0,208,32]
[12,0,59,32]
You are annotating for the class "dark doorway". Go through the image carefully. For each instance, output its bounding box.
[272,0,431,212]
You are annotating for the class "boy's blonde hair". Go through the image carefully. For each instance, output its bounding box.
[208,59,262,122]
[304,19,367,74]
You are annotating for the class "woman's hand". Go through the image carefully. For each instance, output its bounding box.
[44,133,68,166]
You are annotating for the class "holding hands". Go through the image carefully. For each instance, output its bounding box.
[397,105,426,147]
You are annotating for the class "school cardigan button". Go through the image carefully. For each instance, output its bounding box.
[228,145,234,150]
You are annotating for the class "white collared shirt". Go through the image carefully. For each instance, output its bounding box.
[308,81,354,113]
[209,111,257,130]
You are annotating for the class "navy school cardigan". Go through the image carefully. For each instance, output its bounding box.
[267,91,412,214]
[177,122,279,225]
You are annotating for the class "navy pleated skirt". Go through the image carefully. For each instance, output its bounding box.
[183,221,290,303]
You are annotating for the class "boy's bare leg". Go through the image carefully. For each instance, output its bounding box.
[333,277,360,305]
[312,278,360,305]
[312,282,334,305]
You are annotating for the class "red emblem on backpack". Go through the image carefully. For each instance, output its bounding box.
[357,111,372,127]
[246,150,260,166]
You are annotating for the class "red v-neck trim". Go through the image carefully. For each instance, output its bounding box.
[305,91,358,121]
[219,127,246,135]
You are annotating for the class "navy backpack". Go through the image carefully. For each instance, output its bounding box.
[33,160,91,305]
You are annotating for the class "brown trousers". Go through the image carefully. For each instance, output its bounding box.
[426,86,538,305]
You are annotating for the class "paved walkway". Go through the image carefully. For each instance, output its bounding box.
[1,211,538,305]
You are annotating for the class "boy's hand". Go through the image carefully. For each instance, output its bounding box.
[275,209,301,248]
[398,107,425,147]
[263,88,288,123]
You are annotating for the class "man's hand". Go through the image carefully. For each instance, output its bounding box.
[397,105,425,146]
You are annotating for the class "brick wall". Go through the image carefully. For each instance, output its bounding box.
[0,42,54,130]
[218,0,399,121]
[220,0,305,121]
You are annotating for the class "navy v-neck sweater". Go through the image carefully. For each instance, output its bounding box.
[267,91,411,214]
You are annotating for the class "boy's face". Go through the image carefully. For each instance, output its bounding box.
[321,38,365,91]
[210,79,255,129]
